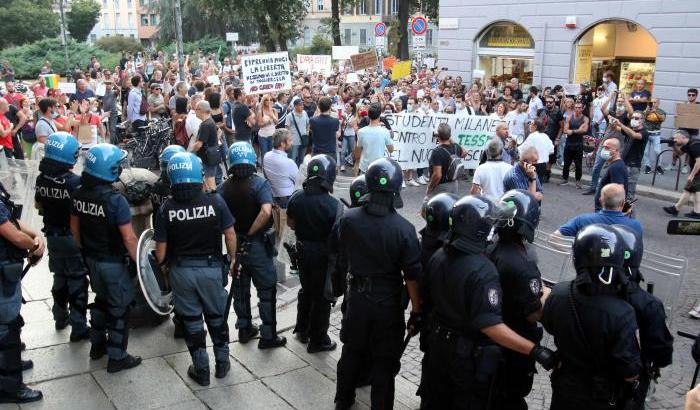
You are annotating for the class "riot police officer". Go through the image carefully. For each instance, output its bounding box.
[420,195,554,410]
[154,152,237,386]
[70,143,142,373]
[420,193,459,271]
[541,224,642,409]
[486,189,547,410]
[333,158,423,409]
[287,154,343,353]
[348,175,368,208]
[0,182,45,403]
[218,142,286,349]
[150,144,186,339]
[612,224,673,409]
[34,132,89,341]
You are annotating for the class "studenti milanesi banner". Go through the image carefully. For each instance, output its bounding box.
[241,52,292,95]
[383,113,499,170]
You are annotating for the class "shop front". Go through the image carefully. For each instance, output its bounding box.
[474,21,535,90]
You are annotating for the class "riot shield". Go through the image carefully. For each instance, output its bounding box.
[136,228,174,315]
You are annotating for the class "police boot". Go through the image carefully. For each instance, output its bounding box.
[70,326,91,342]
[238,324,259,344]
[107,354,142,373]
[55,317,69,331]
[307,335,337,354]
[258,335,287,350]
[215,360,231,379]
[187,365,210,386]
[89,343,107,360]
[0,385,43,404]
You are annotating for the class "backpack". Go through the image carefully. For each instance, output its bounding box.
[173,117,188,148]
[439,144,464,182]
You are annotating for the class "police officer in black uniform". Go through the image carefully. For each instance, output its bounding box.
[34,132,89,341]
[287,154,343,353]
[541,224,642,409]
[70,143,142,373]
[150,144,185,338]
[218,142,286,349]
[420,195,555,410]
[348,175,368,208]
[612,224,673,409]
[154,152,237,386]
[0,182,45,403]
[486,189,548,410]
[333,158,423,410]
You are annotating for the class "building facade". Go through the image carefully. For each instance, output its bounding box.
[86,0,158,45]
[437,0,700,135]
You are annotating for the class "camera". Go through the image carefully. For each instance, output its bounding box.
[660,138,675,147]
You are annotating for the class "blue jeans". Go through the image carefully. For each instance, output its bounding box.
[290,144,306,167]
[557,135,567,164]
[341,135,355,166]
[589,148,607,189]
[259,136,273,166]
[108,112,119,145]
[642,130,661,169]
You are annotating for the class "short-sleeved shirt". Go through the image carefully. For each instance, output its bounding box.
[232,102,252,141]
[357,125,392,172]
[71,192,132,226]
[309,114,340,156]
[286,110,309,146]
[502,164,543,194]
[630,90,651,112]
[623,127,649,168]
[35,117,57,139]
[428,143,464,184]
[153,193,234,242]
[69,88,95,103]
[681,141,700,171]
[197,117,218,148]
[594,159,629,210]
[540,108,564,140]
[473,160,513,200]
[558,209,643,237]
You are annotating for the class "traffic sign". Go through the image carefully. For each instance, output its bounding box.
[375,22,386,37]
[226,32,239,42]
[412,35,426,51]
[411,16,427,36]
[375,36,386,49]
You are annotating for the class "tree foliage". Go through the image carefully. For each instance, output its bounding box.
[66,0,101,42]
[0,0,60,49]
[288,34,333,60]
[96,36,144,54]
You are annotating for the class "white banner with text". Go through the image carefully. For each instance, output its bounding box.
[241,52,292,95]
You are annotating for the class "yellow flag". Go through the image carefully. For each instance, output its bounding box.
[390,61,411,81]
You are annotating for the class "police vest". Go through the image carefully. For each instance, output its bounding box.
[72,185,126,257]
[0,193,26,263]
[35,172,78,232]
[162,192,222,260]
[220,175,267,236]
[150,179,170,214]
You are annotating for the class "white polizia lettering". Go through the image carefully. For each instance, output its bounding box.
[168,205,216,222]
[73,200,106,217]
[37,186,70,199]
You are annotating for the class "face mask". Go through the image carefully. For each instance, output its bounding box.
[52,111,59,118]
[630,119,640,128]
[600,149,612,160]
[616,104,625,112]
[406,104,414,112]
[603,77,610,83]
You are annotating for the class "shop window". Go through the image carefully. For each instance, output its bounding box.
[475,21,535,89]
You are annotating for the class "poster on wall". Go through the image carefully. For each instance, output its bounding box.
[241,52,292,95]
[383,113,499,170]
[296,54,332,75]
[574,44,592,84]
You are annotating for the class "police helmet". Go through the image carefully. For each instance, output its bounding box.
[425,193,460,239]
[159,145,186,175]
[365,158,403,194]
[83,143,128,182]
[44,132,80,166]
[349,175,368,207]
[168,152,204,185]
[497,189,541,243]
[449,195,516,243]
[306,154,337,191]
[228,141,257,168]
[572,224,625,272]
[611,225,643,269]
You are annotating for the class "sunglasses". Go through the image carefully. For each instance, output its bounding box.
[545,101,554,104]
[689,94,697,97]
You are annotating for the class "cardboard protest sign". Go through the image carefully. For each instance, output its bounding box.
[676,103,700,129]
[383,56,397,69]
[207,75,221,85]
[241,52,292,95]
[332,46,359,60]
[350,51,378,71]
[95,83,106,97]
[296,54,332,76]
[58,82,76,94]
[346,73,360,83]
[564,84,581,96]
[383,113,498,170]
[390,61,412,80]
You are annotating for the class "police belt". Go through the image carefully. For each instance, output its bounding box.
[348,274,402,293]
[43,226,72,237]
[172,255,223,267]
[84,253,129,264]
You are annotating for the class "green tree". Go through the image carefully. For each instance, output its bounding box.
[67,0,101,42]
[397,0,409,59]
[0,0,60,49]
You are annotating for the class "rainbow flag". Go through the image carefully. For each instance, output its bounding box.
[43,74,60,89]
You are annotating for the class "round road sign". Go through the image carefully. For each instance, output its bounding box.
[411,16,427,36]
[375,22,386,37]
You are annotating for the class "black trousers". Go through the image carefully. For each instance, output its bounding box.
[535,163,548,182]
[562,148,583,182]
[294,242,331,344]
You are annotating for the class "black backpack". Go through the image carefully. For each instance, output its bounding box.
[439,144,464,182]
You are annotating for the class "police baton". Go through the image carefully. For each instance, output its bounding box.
[677,330,700,388]
[340,198,352,208]
[223,243,248,323]
[20,254,42,304]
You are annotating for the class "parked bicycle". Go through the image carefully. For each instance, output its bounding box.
[119,118,173,170]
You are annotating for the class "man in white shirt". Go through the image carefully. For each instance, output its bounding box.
[589,86,608,137]
[354,103,394,175]
[505,100,528,139]
[185,94,203,151]
[263,129,299,208]
[470,138,513,200]
[527,86,543,120]
[519,119,554,182]
[602,70,618,98]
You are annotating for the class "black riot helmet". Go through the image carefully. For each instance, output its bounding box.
[497,189,541,242]
[349,175,368,207]
[365,158,403,194]
[448,195,516,253]
[611,225,643,269]
[306,154,337,191]
[424,193,460,240]
[573,224,625,285]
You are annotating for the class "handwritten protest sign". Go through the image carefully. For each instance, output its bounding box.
[350,51,378,71]
[241,52,292,95]
[564,83,581,95]
[296,54,332,76]
[390,61,412,80]
[383,113,498,170]
[58,82,76,95]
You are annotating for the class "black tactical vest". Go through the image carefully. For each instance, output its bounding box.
[150,179,170,214]
[162,192,222,260]
[72,185,126,257]
[35,172,77,231]
[0,188,26,262]
[220,175,262,236]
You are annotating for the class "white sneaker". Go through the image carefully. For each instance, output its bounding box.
[402,181,406,188]
[690,305,700,319]
[665,164,676,171]
[407,179,420,187]
[682,165,690,174]
[417,175,429,185]
[340,165,346,172]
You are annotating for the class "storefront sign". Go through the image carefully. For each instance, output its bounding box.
[479,23,534,49]
[383,113,498,170]
[296,54,332,75]
[574,44,592,84]
[350,51,378,71]
[241,52,292,95]
[485,36,532,48]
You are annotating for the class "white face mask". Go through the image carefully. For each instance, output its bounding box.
[600,149,612,160]
[603,77,610,83]
[406,104,414,112]
[630,119,640,128]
